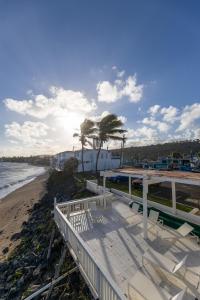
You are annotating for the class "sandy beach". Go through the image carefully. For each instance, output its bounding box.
[0,173,49,261]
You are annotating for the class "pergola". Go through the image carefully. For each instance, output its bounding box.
[100,168,200,239]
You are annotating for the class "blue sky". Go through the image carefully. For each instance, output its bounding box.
[0,0,200,156]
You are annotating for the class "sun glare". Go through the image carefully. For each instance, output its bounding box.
[58,113,84,133]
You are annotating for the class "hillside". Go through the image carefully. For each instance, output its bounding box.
[113,140,200,161]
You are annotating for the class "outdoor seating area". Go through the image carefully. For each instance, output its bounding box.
[55,192,200,300]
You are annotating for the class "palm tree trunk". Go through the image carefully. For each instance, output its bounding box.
[95,141,102,174]
[81,144,84,173]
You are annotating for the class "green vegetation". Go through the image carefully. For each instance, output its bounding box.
[94,113,126,172]
[0,155,51,166]
[112,140,200,161]
[103,180,192,213]
[75,172,192,212]
[73,119,96,173]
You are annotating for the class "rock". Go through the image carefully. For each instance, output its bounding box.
[33,265,41,277]
[11,232,21,241]
[2,247,9,254]
[8,286,17,296]
[0,261,8,272]
[12,259,19,268]
[17,276,24,287]
[6,274,12,282]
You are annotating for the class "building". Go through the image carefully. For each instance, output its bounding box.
[143,156,192,171]
[51,148,120,172]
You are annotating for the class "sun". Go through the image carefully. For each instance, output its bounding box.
[57,112,84,133]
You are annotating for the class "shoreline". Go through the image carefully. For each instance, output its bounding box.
[0,172,49,261]
[0,163,48,200]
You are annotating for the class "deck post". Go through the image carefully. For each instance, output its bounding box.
[129,176,132,197]
[103,176,106,193]
[143,178,148,239]
[172,181,176,214]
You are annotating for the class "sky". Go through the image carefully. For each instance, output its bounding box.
[0,0,200,156]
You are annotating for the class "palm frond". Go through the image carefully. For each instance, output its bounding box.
[73,133,79,137]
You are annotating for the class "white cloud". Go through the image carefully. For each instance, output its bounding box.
[148,105,160,116]
[126,126,158,145]
[97,74,143,103]
[177,103,200,131]
[96,81,119,103]
[160,106,178,123]
[141,117,170,132]
[5,121,49,144]
[4,86,97,119]
[117,70,125,78]
[92,110,127,124]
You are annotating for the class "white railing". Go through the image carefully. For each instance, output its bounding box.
[86,180,110,195]
[58,193,114,217]
[86,180,200,226]
[54,198,126,300]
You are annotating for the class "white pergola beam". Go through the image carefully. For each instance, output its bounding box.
[129,176,132,196]
[100,170,200,187]
[172,181,176,214]
[143,178,149,239]
[103,176,106,193]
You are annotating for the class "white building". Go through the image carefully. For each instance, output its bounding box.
[51,148,120,172]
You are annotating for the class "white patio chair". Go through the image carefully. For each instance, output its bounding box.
[88,201,102,223]
[162,222,199,243]
[130,270,186,300]
[132,202,142,214]
[142,248,188,275]
[149,209,163,226]
[176,222,194,237]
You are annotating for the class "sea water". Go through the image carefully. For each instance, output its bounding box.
[0,162,46,200]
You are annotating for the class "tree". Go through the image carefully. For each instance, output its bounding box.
[73,119,96,173]
[95,114,126,173]
[63,157,79,176]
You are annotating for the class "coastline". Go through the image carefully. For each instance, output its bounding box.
[0,172,49,261]
[0,163,47,200]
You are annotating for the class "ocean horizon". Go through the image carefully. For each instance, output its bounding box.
[0,162,46,200]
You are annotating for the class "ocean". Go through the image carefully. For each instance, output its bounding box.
[0,162,46,200]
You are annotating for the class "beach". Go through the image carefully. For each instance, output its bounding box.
[0,173,49,261]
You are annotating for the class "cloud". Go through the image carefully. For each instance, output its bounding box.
[148,105,160,116]
[126,126,158,146]
[5,121,49,144]
[97,74,143,103]
[91,110,127,124]
[141,117,170,132]
[117,70,125,78]
[96,82,119,103]
[160,106,178,123]
[4,86,97,119]
[177,103,200,131]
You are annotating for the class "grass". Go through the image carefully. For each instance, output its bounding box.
[74,173,192,213]
[102,180,192,213]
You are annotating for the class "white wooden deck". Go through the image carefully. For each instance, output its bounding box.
[68,200,200,300]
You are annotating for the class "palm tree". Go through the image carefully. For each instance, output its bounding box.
[73,119,96,173]
[95,114,126,173]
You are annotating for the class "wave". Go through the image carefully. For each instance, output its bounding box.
[0,163,46,200]
[0,175,38,190]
